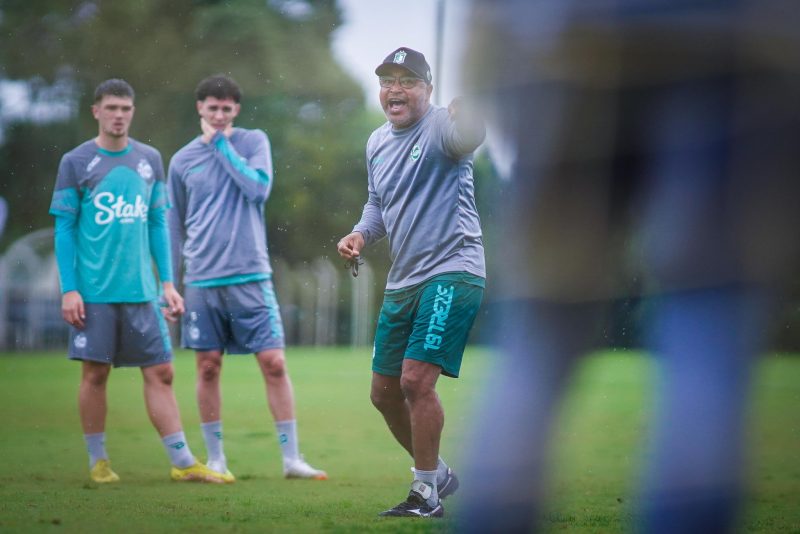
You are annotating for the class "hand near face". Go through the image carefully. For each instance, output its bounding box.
[198,96,239,143]
[200,117,215,143]
[200,117,235,144]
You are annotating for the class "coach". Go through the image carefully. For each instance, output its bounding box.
[336,47,486,518]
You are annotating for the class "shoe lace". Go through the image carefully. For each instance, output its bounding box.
[405,490,428,508]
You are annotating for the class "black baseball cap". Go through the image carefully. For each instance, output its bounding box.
[375,47,432,83]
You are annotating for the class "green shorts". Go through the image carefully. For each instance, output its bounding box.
[372,272,485,378]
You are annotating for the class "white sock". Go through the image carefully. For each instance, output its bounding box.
[201,420,225,466]
[275,419,300,463]
[161,431,195,468]
[84,432,108,468]
[414,468,440,507]
[436,457,449,485]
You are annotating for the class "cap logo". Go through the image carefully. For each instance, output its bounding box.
[393,50,407,64]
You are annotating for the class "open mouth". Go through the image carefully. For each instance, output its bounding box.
[387,98,406,113]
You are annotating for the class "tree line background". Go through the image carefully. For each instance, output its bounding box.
[0,0,391,263]
[0,0,797,350]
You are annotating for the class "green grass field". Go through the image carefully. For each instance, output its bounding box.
[0,348,797,533]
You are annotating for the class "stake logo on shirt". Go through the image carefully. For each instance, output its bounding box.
[93,192,149,225]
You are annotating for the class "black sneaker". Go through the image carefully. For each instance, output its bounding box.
[438,467,460,500]
[379,481,444,518]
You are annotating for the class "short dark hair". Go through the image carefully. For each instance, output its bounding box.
[195,74,242,103]
[94,79,135,103]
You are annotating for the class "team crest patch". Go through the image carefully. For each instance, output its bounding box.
[87,155,101,172]
[137,159,154,180]
[410,144,421,161]
[74,332,87,349]
[393,50,407,64]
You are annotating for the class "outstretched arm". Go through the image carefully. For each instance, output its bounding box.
[442,96,486,157]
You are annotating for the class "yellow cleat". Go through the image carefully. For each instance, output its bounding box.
[170,459,227,483]
[90,459,120,483]
[216,469,235,484]
[206,461,235,484]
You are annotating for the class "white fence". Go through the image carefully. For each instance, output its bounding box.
[0,229,378,351]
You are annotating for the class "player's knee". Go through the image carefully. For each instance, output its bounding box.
[147,363,174,386]
[83,368,110,387]
[370,382,402,411]
[198,360,221,382]
[260,353,286,379]
[370,389,393,412]
[400,373,433,403]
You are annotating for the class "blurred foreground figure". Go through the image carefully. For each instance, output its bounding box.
[458,1,800,532]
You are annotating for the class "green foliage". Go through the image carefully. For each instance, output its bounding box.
[0,348,797,532]
[0,1,375,261]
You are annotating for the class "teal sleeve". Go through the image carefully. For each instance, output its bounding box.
[212,131,272,203]
[148,207,173,283]
[53,216,78,293]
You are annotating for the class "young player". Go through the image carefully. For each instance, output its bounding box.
[50,78,226,484]
[336,47,486,517]
[167,74,326,482]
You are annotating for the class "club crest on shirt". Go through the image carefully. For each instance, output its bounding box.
[137,159,154,180]
[410,144,421,162]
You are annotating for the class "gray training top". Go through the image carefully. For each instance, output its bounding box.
[168,128,273,285]
[354,105,486,290]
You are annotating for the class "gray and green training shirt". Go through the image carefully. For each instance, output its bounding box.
[167,128,273,286]
[49,139,171,302]
[354,105,486,290]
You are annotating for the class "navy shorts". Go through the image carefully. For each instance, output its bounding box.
[182,280,285,355]
[68,301,173,368]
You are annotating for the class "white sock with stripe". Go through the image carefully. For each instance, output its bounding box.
[162,431,195,468]
[201,420,225,468]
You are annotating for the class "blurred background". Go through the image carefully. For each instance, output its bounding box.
[0,0,796,352]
